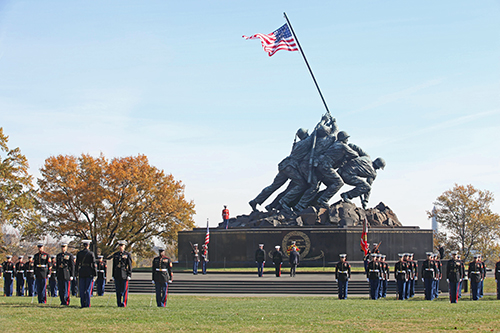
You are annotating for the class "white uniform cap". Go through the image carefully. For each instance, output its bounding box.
[259,244,264,247]
[61,242,68,246]
[6,255,12,258]
[275,245,280,249]
[339,254,347,258]
[117,240,127,245]
[82,240,92,245]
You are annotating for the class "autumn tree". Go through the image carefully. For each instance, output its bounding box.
[429,184,500,264]
[33,153,195,257]
[0,128,37,253]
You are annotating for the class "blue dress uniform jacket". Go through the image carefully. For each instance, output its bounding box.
[112,251,132,307]
[75,249,96,308]
[33,251,50,303]
[152,255,173,307]
[15,261,25,296]
[56,252,75,305]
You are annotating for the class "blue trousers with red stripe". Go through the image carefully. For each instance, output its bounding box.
[449,280,460,303]
[35,278,47,303]
[79,277,93,308]
[115,279,129,307]
[58,279,71,305]
[155,282,169,307]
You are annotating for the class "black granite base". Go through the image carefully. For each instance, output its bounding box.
[177,227,433,268]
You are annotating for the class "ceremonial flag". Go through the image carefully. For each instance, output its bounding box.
[243,23,298,57]
[361,217,369,256]
[204,220,210,246]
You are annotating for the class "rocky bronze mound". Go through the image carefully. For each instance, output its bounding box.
[218,201,402,229]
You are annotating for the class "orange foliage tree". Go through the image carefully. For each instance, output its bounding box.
[34,153,195,257]
[0,128,38,253]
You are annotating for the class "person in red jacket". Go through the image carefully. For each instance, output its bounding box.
[222,205,230,229]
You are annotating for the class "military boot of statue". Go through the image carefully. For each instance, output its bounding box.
[341,192,352,204]
[249,200,258,212]
[279,199,294,216]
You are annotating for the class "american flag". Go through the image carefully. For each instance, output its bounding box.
[243,23,298,57]
[204,220,210,246]
[360,217,369,256]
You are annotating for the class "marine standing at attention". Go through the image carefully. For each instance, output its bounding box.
[75,239,96,308]
[335,254,351,299]
[152,248,173,307]
[112,240,132,307]
[56,242,74,306]
[33,243,50,304]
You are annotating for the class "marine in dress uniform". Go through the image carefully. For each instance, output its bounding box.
[201,244,209,275]
[408,253,418,298]
[56,242,75,305]
[433,253,442,299]
[191,244,199,275]
[24,255,35,296]
[478,254,486,299]
[15,256,25,296]
[335,254,351,299]
[394,254,408,300]
[421,252,437,300]
[48,255,58,297]
[380,254,389,298]
[468,254,482,301]
[272,246,283,277]
[2,255,15,296]
[366,253,381,299]
[34,243,50,303]
[495,254,500,300]
[112,240,132,307]
[96,255,107,296]
[152,248,173,307]
[446,251,462,303]
[75,240,96,308]
[255,244,266,277]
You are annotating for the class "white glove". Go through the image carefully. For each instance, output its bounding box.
[48,274,51,278]
[367,278,369,282]
[152,280,155,284]
[127,276,131,281]
[70,277,73,281]
[421,278,424,282]
[168,280,172,283]
[447,279,449,283]
[334,279,337,282]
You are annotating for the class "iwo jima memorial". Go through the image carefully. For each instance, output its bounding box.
[178,16,432,267]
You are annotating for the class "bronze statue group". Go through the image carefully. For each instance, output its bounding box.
[1,239,173,308]
[249,113,386,216]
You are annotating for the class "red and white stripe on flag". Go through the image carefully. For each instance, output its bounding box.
[243,23,298,57]
[205,221,210,246]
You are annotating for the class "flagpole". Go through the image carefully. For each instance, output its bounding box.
[283,12,330,115]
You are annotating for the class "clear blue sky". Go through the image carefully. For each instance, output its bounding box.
[1,1,499,229]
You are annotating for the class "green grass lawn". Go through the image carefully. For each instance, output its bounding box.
[1,293,500,332]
